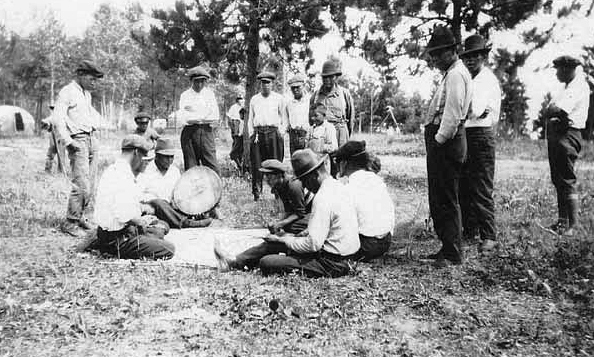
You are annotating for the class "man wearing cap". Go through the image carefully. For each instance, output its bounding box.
[227,95,245,169]
[93,135,175,260]
[334,140,394,261]
[214,149,359,278]
[309,59,355,147]
[544,55,590,236]
[423,26,473,266]
[285,74,311,154]
[248,71,286,201]
[179,66,220,175]
[459,34,501,252]
[133,112,160,149]
[52,60,104,237]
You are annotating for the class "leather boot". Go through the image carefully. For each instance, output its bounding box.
[550,191,567,232]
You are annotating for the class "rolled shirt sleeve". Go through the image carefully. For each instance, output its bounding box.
[283,198,329,253]
[52,88,75,146]
[435,70,470,144]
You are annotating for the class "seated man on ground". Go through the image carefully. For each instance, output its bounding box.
[136,137,213,228]
[93,135,175,260]
[259,159,313,235]
[334,140,395,261]
[215,149,360,278]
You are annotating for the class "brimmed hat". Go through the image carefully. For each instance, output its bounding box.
[257,71,276,81]
[332,140,368,161]
[76,60,104,78]
[424,25,457,55]
[291,149,327,179]
[288,73,307,87]
[459,34,491,58]
[553,55,581,68]
[259,159,288,174]
[155,138,176,156]
[134,112,151,123]
[321,60,342,77]
[187,66,211,80]
[121,134,152,152]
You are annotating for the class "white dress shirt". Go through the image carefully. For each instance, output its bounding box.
[94,158,142,231]
[346,170,395,237]
[248,92,285,136]
[551,70,590,129]
[178,87,220,126]
[465,67,501,128]
[283,177,360,256]
[136,161,181,202]
[285,94,311,131]
[307,120,338,154]
[226,103,244,134]
[52,80,102,146]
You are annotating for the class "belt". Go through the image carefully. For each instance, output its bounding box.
[289,127,308,133]
[71,132,91,139]
[255,125,277,130]
[187,123,212,128]
[327,120,345,125]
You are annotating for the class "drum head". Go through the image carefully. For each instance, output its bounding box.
[172,166,222,215]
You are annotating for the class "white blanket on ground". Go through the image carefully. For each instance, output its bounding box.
[166,227,268,267]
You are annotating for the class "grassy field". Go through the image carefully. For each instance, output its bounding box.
[1,131,593,356]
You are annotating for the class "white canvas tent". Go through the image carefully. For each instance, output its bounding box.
[0,105,35,137]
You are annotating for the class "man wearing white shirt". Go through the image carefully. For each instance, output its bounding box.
[93,135,175,260]
[52,60,104,237]
[215,149,360,277]
[179,66,220,174]
[227,95,245,169]
[285,74,310,154]
[334,140,394,261]
[543,56,590,236]
[248,71,286,201]
[459,35,502,251]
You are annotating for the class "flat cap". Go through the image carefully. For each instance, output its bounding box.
[553,55,581,68]
[121,134,152,152]
[288,73,307,87]
[257,71,276,81]
[134,112,151,122]
[259,159,288,174]
[187,66,211,79]
[76,60,104,78]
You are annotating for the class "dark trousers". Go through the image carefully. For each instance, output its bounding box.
[181,124,219,175]
[460,127,496,241]
[148,199,212,229]
[289,128,308,154]
[353,233,392,262]
[425,124,466,259]
[548,125,582,199]
[230,135,244,164]
[97,224,175,260]
[250,127,284,196]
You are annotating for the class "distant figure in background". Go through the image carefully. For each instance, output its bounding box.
[133,112,160,149]
[42,104,58,173]
[459,34,501,252]
[285,74,310,154]
[248,71,286,201]
[179,66,220,175]
[544,55,590,236]
[227,95,245,169]
[52,60,104,237]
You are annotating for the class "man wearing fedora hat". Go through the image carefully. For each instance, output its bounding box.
[423,25,473,266]
[52,59,104,237]
[248,71,286,201]
[214,149,359,277]
[227,95,245,169]
[334,140,394,261]
[179,65,220,175]
[459,34,501,252]
[92,135,175,260]
[133,112,160,149]
[543,55,590,236]
[285,73,311,154]
[137,138,214,229]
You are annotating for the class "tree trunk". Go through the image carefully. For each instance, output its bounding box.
[451,0,463,44]
[242,6,261,167]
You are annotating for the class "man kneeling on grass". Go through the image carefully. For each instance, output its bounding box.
[260,159,313,235]
[334,140,395,261]
[93,135,175,260]
[215,149,360,278]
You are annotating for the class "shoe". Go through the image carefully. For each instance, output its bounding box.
[79,218,97,231]
[253,194,260,202]
[479,239,497,252]
[61,221,85,237]
[213,239,237,272]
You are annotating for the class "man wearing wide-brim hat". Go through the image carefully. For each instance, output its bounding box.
[133,111,160,149]
[247,70,286,201]
[91,134,175,260]
[334,140,395,261]
[52,59,104,237]
[178,65,221,175]
[422,25,473,266]
[215,149,360,277]
[459,34,501,252]
[543,55,590,236]
[286,73,311,154]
